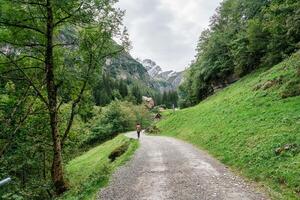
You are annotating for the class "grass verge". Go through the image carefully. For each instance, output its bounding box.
[157,53,300,199]
[59,134,138,200]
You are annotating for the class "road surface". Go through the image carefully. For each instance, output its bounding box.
[98,132,268,200]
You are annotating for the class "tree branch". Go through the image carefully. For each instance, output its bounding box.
[2,67,44,74]
[12,0,47,7]
[0,39,45,48]
[4,86,30,126]
[61,55,92,146]
[0,21,45,35]
[0,51,49,106]
[61,38,95,146]
[0,55,45,64]
[1,97,37,158]
[52,42,76,48]
[60,34,125,146]
[54,2,84,27]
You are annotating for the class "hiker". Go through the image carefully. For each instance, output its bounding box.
[136,123,141,139]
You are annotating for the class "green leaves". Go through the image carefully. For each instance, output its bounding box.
[0,0,128,197]
[181,0,300,107]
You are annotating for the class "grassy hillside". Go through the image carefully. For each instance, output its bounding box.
[157,53,300,199]
[60,135,138,200]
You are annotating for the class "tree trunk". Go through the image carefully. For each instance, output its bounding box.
[45,0,67,194]
[43,150,46,180]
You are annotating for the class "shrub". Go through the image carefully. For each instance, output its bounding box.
[281,79,300,98]
[80,124,113,147]
[81,101,152,148]
[145,125,160,135]
[108,142,130,162]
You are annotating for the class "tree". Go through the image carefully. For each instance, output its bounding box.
[179,0,300,107]
[262,0,300,66]
[161,90,179,108]
[119,80,128,98]
[153,92,162,106]
[0,0,126,194]
[131,85,142,104]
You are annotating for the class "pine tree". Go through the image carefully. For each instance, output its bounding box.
[119,80,128,98]
[131,85,142,104]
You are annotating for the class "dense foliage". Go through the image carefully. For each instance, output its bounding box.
[81,101,152,147]
[153,90,179,109]
[179,0,300,108]
[92,73,144,106]
[0,0,151,198]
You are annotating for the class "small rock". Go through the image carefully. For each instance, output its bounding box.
[275,143,298,155]
[262,80,275,90]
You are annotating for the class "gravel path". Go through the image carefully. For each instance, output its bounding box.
[98,132,268,200]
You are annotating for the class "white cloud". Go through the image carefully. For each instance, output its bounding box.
[117,0,222,71]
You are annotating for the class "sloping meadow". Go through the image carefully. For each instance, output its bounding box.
[157,53,300,199]
[60,135,138,200]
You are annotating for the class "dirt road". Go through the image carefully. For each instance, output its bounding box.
[99,132,268,200]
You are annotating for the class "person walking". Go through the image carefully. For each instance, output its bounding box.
[136,123,141,139]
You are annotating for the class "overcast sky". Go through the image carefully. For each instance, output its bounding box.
[117,0,222,71]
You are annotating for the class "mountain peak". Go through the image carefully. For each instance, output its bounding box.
[139,58,184,91]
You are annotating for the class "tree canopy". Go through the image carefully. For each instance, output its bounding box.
[0,0,128,197]
[179,0,300,108]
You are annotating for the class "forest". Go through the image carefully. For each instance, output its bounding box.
[0,0,159,198]
[179,0,300,108]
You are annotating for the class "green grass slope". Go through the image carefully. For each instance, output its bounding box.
[60,135,138,200]
[157,53,300,199]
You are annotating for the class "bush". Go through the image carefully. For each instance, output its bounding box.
[281,79,300,98]
[108,142,130,162]
[81,124,113,147]
[145,125,160,135]
[101,101,131,134]
[81,101,152,147]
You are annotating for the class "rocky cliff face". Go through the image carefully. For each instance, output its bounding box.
[140,59,183,91]
[141,59,163,77]
[105,52,149,81]
[104,52,183,93]
[104,52,157,91]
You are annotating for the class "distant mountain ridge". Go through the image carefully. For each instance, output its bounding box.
[104,51,183,93]
[105,51,151,84]
[139,58,184,91]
